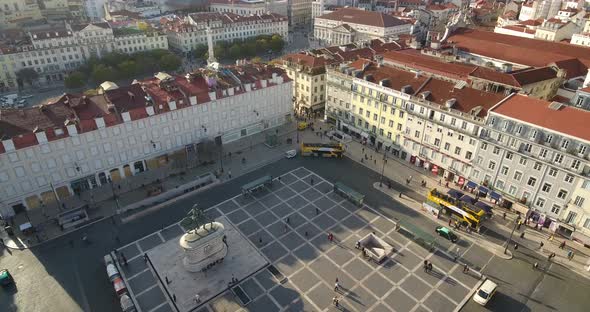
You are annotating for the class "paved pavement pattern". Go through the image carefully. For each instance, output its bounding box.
[118,167,482,312]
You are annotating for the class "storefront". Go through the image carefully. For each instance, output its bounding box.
[489,191,502,205]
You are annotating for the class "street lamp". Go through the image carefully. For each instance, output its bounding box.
[504,215,521,255]
[379,153,387,187]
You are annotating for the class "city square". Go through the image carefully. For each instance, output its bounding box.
[117,167,483,312]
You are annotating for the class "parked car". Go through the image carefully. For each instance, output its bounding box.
[473,279,498,305]
[435,226,458,243]
[0,269,14,287]
[285,150,297,159]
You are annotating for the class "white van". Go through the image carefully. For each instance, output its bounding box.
[285,149,297,159]
[473,279,497,305]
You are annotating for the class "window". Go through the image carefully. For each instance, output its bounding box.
[527,177,537,187]
[359,108,363,115]
[533,162,542,171]
[554,153,563,164]
[415,130,420,138]
[548,167,558,177]
[434,138,441,146]
[571,159,581,170]
[574,196,585,207]
[469,138,476,145]
[557,189,568,200]
[530,130,537,140]
[439,114,446,122]
[565,211,578,224]
[481,142,488,150]
[541,183,552,193]
[550,205,560,215]
[565,174,574,183]
[539,149,548,158]
[545,134,553,144]
[466,151,472,160]
[578,145,587,155]
[488,161,496,170]
[461,121,467,130]
[519,157,527,166]
[516,125,523,135]
[584,218,590,230]
[389,120,394,127]
[505,152,514,160]
[535,198,545,208]
[500,166,508,175]
[458,134,464,141]
[523,143,532,152]
[444,143,451,151]
[496,180,505,190]
[514,171,523,181]
[509,185,517,195]
[373,113,378,121]
[561,140,569,149]
[454,147,461,155]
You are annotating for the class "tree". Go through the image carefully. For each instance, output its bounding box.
[16,68,39,85]
[91,64,118,83]
[117,60,138,77]
[160,54,181,71]
[229,43,242,59]
[64,71,87,89]
[214,45,226,60]
[192,44,208,59]
[269,35,285,52]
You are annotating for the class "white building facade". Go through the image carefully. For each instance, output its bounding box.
[0,65,293,217]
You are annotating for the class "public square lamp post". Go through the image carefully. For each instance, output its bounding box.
[504,215,521,255]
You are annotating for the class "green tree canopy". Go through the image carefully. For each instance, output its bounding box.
[16,68,39,85]
[159,54,181,71]
[64,71,87,89]
[91,64,118,83]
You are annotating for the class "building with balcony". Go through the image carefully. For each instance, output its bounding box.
[0,0,43,28]
[470,95,590,226]
[326,59,508,183]
[209,0,288,17]
[0,63,293,217]
[290,0,313,26]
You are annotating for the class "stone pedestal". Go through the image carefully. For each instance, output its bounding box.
[179,222,228,272]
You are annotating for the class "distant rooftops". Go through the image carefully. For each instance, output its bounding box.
[445,28,590,78]
[316,7,409,28]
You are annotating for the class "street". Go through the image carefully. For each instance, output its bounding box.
[1,156,589,311]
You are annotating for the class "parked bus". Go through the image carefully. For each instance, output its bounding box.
[428,189,481,229]
[300,143,344,158]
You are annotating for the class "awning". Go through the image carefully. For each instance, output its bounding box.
[490,191,501,201]
[431,165,439,174]
[457,177,465,186]
[466,181,477,189]
[460,194,477,204]
[478,185,489,194]
[475,201,493,214]
[447,189,464,199]
[361,131,370,139]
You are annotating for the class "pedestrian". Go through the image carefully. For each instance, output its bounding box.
[439,180,442,186]
[194,294,201,304]
[567,250,573,260]
[463,264,469,273]
[334,281,340,292]
[427,262,433,272]
[122,255,128,266]
[423,260,428,272]
[514,243,519,250]
[259,237,263,245]
[310,177,314,185]
[503,212,506,220]
[520,232,525,239]
[399,192,402,199]
[539,241,544,249]
[228,170,232,179]
[316,207,320,215]
[143,253,148,263]
[286,217,290,224]
[374,159,377,165]
[448,218,452,226]
[533,262,539,270]
[559,241,566,249]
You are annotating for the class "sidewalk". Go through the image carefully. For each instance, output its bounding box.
[313,119,590,276]
[0,122,301,250]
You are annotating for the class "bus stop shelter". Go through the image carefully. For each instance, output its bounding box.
[242,175,273,196]
[333,182,365,207]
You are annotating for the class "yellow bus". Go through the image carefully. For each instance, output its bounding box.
[300,143,344,158]
[428,189,481,229]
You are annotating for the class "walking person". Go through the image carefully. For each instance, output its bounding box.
[334,280,340,292]
[539,241,544,250]
[310,177,314,186]
[559,241,566,249]
[463,264,469,274]
[228,170,232,179]
[423,260,428,272]
[567,250,574,260]
[427,262,433,273]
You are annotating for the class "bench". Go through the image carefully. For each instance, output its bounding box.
[241,175,273,196]
[333,182,365,207]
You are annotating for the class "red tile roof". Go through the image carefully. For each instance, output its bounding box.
[446,28,590,78]
[492,95,590,142]
[347,60,506,117]
[317,7,409,28]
